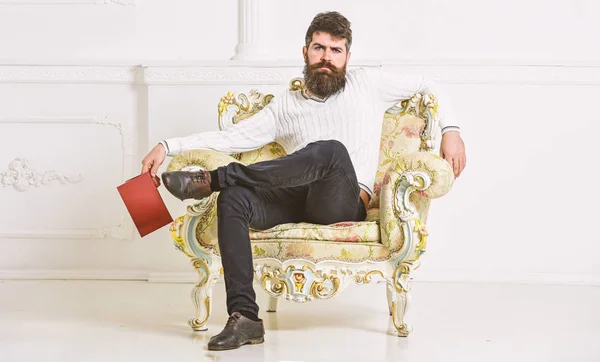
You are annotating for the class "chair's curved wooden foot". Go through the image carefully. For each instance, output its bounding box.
[266,296,278,312]
[387,265,413,337]
[188,258,220,332]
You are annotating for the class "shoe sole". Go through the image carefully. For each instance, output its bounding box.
[207,336,265,351]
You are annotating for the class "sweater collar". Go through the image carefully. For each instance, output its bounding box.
[301,87,330,103]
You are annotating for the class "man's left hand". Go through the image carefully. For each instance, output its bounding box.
[440,131,466,178]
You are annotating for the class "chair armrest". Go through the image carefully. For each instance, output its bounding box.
[379,152,454,253]
[166,149,242,172]
[165,149,241,252]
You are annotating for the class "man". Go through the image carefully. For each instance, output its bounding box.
[141,11,466,351]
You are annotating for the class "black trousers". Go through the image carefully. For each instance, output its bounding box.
[213,140,367,316]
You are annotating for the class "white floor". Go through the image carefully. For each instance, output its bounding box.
[0,280,598,362]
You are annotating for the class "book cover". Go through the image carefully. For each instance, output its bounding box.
[117,172,173,237]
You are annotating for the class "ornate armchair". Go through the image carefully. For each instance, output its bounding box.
[166,78,455,336]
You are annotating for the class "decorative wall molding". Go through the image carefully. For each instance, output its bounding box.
[101,0,135,4]
[0,115,134,240]
[143,66,302,85]
[1,62,599,85]
[0,269,148,281]
[0,269,598,286]
[381,63,600,86]
[142,62,600,86]
[0,0,135,5]
[89,217,130,240]
[0,115,134,159]
[0,223,131,240]
[231,0,271,61]
[93,115,134,157]
[0,65,139,84]
[0,157,83,192]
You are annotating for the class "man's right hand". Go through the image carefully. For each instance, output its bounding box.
[141,143,167,178]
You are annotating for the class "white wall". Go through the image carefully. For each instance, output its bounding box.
[0,0,599,284]
[0,0,238,61]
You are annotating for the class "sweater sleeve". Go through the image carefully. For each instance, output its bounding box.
[161,98,279,156]
[365,67,460,134]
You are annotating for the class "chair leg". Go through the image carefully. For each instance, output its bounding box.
[387,266,413,337]
[266,296,278,312]
[188,258,220,331]
[386,284,393,316]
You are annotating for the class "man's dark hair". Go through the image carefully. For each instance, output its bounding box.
[305,11,352,51]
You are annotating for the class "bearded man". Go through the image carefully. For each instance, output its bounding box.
[141,11,466,351]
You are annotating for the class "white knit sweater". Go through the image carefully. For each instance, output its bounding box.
[162,67,460,197]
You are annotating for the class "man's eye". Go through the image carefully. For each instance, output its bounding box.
[333,49,341,53]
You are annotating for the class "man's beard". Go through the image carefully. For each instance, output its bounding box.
[302,59,347,98]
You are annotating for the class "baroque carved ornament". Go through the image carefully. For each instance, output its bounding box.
[0,158,83,192]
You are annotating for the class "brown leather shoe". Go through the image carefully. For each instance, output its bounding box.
[207,312,265,351]
[161,170,213,201]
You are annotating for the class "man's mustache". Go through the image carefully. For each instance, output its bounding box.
[309,61,339,72]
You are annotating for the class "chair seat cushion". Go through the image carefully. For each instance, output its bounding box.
[249,207,381,242]
[249,221,378,242]
[190,207,392,263]
[248,239,391,263]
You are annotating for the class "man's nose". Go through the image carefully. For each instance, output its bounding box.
[321,49,332,62]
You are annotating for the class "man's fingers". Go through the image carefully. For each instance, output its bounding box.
[141,160,151,174]
[444,154,454,175]
[152,175,161,187]
[445,156,455,177]
[457,152,466,177]
[150,160,160,177]
[453,157,460,178]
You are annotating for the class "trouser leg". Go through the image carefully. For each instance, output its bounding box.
[212,139,366,224]
[217,185,305,316]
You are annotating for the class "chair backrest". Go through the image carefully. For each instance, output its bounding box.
[217,88,288,165]
[217,78,441,209]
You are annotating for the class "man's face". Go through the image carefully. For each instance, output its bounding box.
[302,31,351,98]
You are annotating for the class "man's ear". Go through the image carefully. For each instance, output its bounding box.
[346,51,351,64]
[302,46,307,60]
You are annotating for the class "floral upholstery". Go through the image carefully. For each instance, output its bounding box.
[167,148,241,171]
[190,236,390,264]
[370,111,426,208]
[167,104,451,256]
[250,221,379,242]
[235,142,287,165]
[166,84,456,335]
[169,150,450,262]
[167,149,387,250]
[249,239,390,264]
[378,152,453,251]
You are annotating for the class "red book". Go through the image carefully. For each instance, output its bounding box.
[117,172,173,237]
